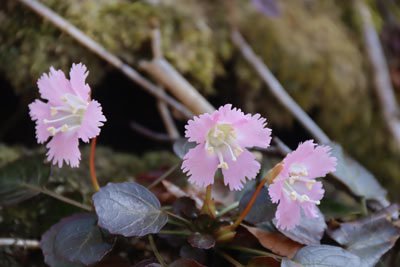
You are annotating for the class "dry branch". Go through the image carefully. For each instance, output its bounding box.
[355,0,400,150]
[231,29,331,144]
[18,0,193,119]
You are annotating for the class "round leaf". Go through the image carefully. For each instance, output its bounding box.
[0,155,50,206]
[282,245,361,267]
[53,213,115,265]
[93,182,168,237]
[188,232,215,250]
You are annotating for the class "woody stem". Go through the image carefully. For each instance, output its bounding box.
[90,137,100,191]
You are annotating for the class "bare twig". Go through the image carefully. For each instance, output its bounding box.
[130,121,176,142]
[151,27,180,138]
[231,29,330,144]
[18,0,193,119]
[139,58,215,115]
[0,238,40,248]
[355,0,400,150]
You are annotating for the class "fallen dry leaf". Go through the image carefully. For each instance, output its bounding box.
[243,225,304,259]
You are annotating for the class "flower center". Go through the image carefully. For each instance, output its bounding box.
[205,123,243,170]
[282,164,320,204]
[43,94,88,136]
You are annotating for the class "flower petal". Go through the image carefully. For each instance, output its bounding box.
[275,194,300,230]
[28,100,52,144]
[236,113,271,149]
[282,140,337,179]
[182,144,219,187]
[46,133,80,168]
[78,100,106,143]
[268,179,284,203]
[70,63,91,101]
[301,202,319,218]
[184,112,216,144]
[222,150,260,191]
[37,67,73,105]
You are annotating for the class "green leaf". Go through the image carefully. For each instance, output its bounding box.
[92,182,168,237]
[327,204,400,267]
[0,155,50,206]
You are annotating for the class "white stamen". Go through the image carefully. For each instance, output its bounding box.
[289,164,308,177]
[50,107,58,116]
[43,114,80,124]
[290,192,297,201]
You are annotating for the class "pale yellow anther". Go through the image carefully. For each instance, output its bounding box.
[234,147,243,157]
[206,147,214,155]
[290,192,297,201]
[306,180,315,190]
[61,96,68,102]
[61,124,69,132]
[50,107,58,116]
[47,127,56,136]
[300,195,310,203]
[230,131,237,139]
[218,162,229,170]
[289,177,297,184]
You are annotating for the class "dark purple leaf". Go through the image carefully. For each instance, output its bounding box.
[327,204,400,267]
[239,187,276,224]
[40,213,114,266]
[0,155,50,206]
[272,207,326,245]
[251,0,280,17]
[188,232,215,250]
[93,182,168,237]
[170,258,206,267]
[132,259,161,267]
[173,197,198,219]
[247,256,280,267]
[281,245,361,267]
[180,245,208,265]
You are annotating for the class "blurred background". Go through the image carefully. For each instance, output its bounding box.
[3,0,400,265]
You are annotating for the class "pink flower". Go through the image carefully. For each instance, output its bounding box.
[268,140,337,230]
[182,104,271,190]
[29,63,106,168]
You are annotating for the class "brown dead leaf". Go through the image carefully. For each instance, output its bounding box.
[242,225,304,259]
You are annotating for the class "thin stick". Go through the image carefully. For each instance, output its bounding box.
[22,183,92,211]
[130,121,176,142]
[147,163,179,189]
[90,137,100,191]
[231,29,330,144]
[151,26,180,138]
[148,235,168,267]
[18,0,194,119]
[216,249,245,267]
[0,238,40,248]
[355,0,400,150]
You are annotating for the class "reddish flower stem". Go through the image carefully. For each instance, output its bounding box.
[90,137,100,191]
[230,163,283,229]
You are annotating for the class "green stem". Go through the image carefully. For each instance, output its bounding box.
[158,230,191,236]
[23,183,92,211]
[147,163,179,189]
[216,249,245,267]
[148,235,168,267]
[225,245,282,261]
[162,210,192,225]
[217,201,239,217]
